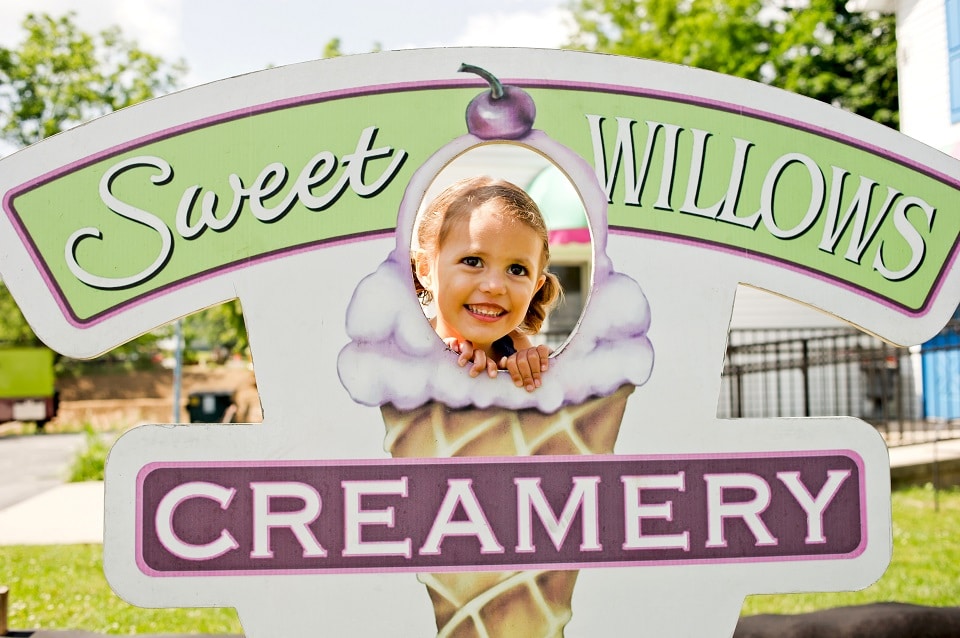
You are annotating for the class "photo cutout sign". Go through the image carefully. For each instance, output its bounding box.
[1,48,959,637]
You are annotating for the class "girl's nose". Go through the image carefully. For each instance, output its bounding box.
[479,273,506,294]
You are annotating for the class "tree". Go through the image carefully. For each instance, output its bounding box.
[0,12,188,358]
[182,300,249,362]
[567,0,775,80]
[322,37,382,58]
[323,37,343,59]
[566,0,899,128]
[0,285,41,346]
[0,12,185,147]
[774,0,899,128]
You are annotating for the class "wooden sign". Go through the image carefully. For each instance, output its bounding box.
[1,48,958,636]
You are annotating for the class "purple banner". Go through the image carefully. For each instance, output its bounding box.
[136,452,865,577]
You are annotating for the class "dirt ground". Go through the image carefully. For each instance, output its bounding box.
[50,365,258,429]
[56,365,254,402]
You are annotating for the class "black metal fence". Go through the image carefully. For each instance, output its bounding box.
[720,320,960,445]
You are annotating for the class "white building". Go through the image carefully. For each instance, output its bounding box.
[851,0,960,157]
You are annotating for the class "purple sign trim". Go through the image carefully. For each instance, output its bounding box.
[5,77,956,328]
[135,451,866,577]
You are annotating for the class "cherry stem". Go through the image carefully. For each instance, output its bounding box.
[458,63,504,100]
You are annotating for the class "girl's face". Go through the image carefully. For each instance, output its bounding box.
[417,201,546,357]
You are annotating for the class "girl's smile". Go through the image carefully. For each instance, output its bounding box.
[465,304,506,320]
[417,202,546,358]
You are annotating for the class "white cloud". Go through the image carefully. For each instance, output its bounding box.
[398,7,574,50]
[113,0,183,59]
[0,2,573,88]
[455,8,574,48]
[0,1,110,45]
[0,0,183,58]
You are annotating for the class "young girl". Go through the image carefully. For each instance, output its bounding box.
[412,175,562,392]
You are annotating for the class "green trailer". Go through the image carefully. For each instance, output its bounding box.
[0,347,58,428]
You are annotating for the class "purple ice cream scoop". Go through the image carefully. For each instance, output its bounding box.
[460,63,536,140]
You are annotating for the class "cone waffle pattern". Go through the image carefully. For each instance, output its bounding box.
[380,384,635,637]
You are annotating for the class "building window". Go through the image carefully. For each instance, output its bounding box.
[949,0,960,122]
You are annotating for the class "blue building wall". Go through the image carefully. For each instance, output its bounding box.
[922,314,960,419]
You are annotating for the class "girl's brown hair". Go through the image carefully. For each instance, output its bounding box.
[413,175,562,335]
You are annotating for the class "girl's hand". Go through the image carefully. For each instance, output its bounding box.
[444,338,498,378]
[501,344,551,392]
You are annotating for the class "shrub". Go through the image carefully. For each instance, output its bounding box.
[68,425,111,482]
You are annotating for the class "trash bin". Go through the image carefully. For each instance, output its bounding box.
[187,390,233,423]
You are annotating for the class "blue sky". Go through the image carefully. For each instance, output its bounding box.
[0,0,574,87]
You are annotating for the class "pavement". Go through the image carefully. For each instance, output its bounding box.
[0,433,958,547]
[888,436,960,471]
[0,433,87,511]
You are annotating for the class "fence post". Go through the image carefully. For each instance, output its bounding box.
[0,585,8,635]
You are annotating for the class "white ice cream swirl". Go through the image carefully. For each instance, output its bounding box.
[337,131,654,414]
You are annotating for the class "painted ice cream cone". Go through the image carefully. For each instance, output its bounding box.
[382,384,634,459]
[338,65,654,637]
[382,386,633,637]
[418,569,578,638]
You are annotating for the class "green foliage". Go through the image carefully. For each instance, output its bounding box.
[0,283,41,346]
[182,300,249,361]
[0,544,242,633]
[321,36,381,58]
[567,0,773,80]
[566,0,899,128]
[67,426,111,482]
[323,37,343,58]
[0,12,186,352]
[0,12,185,148]
[774,0,899,128]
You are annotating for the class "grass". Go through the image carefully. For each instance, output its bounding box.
[0,486,956,633]
[0,544,243,634]
[742,484,960,615]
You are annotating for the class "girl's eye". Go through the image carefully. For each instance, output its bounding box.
[508,264,528,276]
[461,256,481,267]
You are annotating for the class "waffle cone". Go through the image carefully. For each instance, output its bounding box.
[380,384,635,637]
[381,384,634,458]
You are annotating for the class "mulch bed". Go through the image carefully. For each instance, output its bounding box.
[733,602,960,637]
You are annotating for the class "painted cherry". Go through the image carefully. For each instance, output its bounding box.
[460,63,536,140]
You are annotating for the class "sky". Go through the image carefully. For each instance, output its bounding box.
[0,0,576,88]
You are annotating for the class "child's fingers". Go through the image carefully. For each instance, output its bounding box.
[444,337,461,353]
[520,350,541,390]
[509,353,537,392]
[505,356,522,386]
[469,350,487,377]
[536,344,551,371]
[456,340,473,367]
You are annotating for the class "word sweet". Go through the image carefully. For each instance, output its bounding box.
[66,126,407,289]
[588,114,936,283]
[137,453,863,576]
